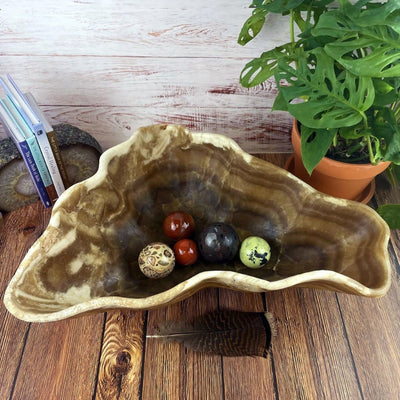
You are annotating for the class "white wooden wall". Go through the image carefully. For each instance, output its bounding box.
[0,0,293,153]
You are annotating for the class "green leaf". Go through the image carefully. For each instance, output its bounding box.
[392,164,400,184]
[312,2,400,78]
[324,33,400,78]
[373,79,395,95]
[274,48,375,129]
[339,123,370,139]
[376,204,400,230]
[238,8,268,45]
[251,0,268,6]
[373,78,400,106]
[272,91,288,111]
[310,9,357,37]
[260,0,305,13]
[300,125,336,174]
[358,0,400,34]
[240,44,293,87]
[373,108,400,164]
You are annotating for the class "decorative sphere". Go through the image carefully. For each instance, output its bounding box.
[198,222,240,263]
[163,211,195,240]
[240,236,271,269]
[138,242,175,279]
[173,239,198,266]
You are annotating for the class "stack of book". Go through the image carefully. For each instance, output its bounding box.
[0,75,69,208]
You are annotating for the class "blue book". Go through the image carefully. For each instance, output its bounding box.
[0,100,52,207]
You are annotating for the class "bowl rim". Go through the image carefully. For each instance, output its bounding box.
[3,125,392,322]
[4,267,392,322]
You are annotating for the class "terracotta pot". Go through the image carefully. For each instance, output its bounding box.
[290,119,390,202]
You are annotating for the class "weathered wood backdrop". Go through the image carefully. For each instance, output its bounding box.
[0,0,293,153]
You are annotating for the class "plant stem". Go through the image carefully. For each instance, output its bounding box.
[305,6,312,27]
[290,10,295,46]
[366,136,376,164]
[393,101,400,121]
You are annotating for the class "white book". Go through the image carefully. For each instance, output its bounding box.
[25,92,68,195]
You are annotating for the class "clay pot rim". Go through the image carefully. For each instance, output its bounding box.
[292,119,391,179]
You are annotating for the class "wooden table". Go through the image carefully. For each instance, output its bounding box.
[1,154,399,400]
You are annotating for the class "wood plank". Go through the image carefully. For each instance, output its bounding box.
[11,314,105,400]
[0,0,290,58]
[0,202,48,400]
[336,278,400,400]
[143,288,223,400]
[265,288,363,400]
[94,310,146,400]
[23,105,291,153]
[0,56,277,108]
[0,105,292,155]
[219,290,277,400]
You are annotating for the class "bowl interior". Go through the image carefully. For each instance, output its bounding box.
[5,125,391,319]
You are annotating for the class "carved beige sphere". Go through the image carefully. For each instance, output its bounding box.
[138,242,175,279]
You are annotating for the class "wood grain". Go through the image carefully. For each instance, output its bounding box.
[143,288,223,400]
[0,104,292,153]
[95,310,146,400]
[0,203,47,400]
[266,288,363,400]
[12,315,104,400]
[0,0,289,57]
[0,60,291,152]
[0,56,276,108]
[219,290,277,400]
[0,0,293,150]
[40,105,292,153]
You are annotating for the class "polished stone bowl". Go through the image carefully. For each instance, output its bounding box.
[4,125,391,322]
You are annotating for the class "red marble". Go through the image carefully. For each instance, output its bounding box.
[163,211,195,240]
[173,239,198,266]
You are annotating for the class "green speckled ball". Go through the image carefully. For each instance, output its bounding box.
[240,236,271,269]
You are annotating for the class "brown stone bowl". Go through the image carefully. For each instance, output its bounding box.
[4,125,391,322]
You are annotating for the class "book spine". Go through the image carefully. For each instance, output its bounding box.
[24,92,70,189]
[25,136,58,205]
[33,128,66,196]
[16,140,52,208]
[46,130,70,188]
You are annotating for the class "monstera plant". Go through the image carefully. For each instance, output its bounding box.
[238,0,400,228]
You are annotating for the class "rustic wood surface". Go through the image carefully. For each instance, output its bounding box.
[0,154,399,400]
[0,0,293,154]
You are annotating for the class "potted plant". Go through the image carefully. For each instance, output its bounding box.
[238,0,400,228]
